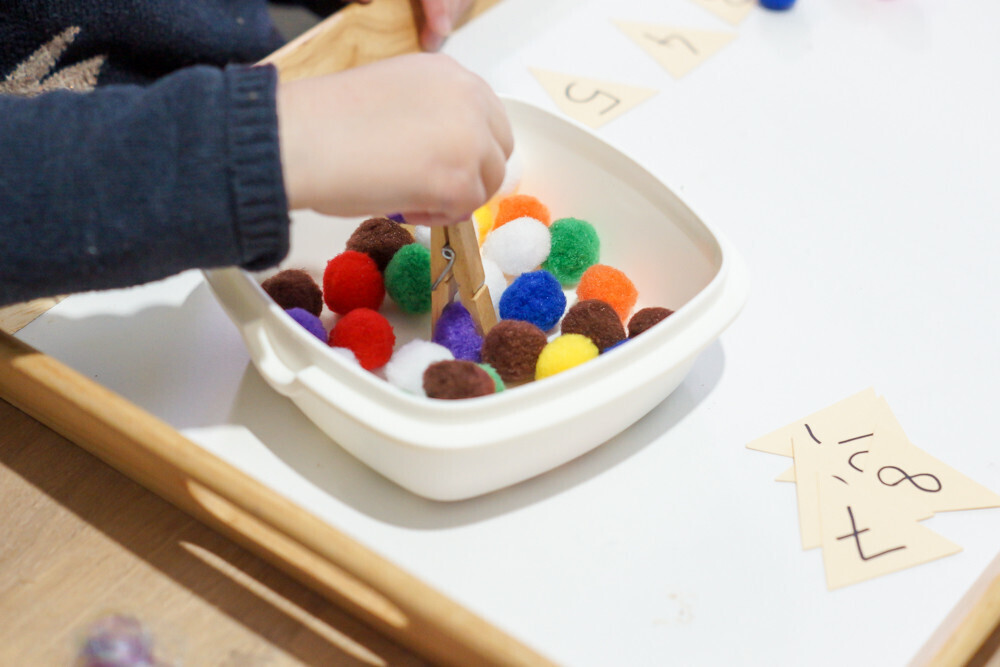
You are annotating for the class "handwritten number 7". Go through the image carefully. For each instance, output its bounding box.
[564,83,621,115]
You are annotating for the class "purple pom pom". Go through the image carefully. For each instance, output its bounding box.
[387,213,407,224]
[498,270,567,331]
[432,302,483,361]
[78,614,154,667]
[286,307,327,342]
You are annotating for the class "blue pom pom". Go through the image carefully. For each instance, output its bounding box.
[499,270,567,332]
[432,302,483,361]
[760,0,795,9]
[286,307,327,342]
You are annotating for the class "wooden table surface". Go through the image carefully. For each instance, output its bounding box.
[0,383,424,666]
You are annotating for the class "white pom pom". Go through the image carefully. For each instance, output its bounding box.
[329,346,359,365]
[481,216,551,277]
[496,144,523,199]
[385,340,454,395]
[413,225,431,249]
[481,257,508,317]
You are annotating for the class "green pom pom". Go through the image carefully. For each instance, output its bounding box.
[478,362,506,392]
[384,243,431,313]
[542,217,600,286]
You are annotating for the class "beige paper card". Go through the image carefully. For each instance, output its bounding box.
[775,465,795,483]
[530,68,657,130]
[614,22,736,79]
[747,388,878,457]
[792,437,824,550]
[689,0,755,26]
[818,476,962,590]
[860,443,1000,514]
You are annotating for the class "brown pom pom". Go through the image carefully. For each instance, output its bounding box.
[628,307,674,338]
[480,319,548,384]
[423,360,495,400]
[346,217,416,272]
[560,299,626,352]
[260,269,323,316]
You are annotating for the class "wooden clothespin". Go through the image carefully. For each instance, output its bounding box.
[430,218,497,337]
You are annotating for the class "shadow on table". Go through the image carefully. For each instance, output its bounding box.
[228,338,727,529]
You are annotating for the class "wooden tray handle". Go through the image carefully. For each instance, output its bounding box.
[0,330,553,666]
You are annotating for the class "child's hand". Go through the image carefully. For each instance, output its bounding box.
[277,53,513,227]
[418,0,475,51]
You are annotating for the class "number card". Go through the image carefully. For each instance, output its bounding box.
[819,476,961,591]
[529,68,657,130]
[747,389,1000,589]
[689,0,755,26]
[614,22,736,79]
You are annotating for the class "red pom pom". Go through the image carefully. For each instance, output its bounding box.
[329,308,395,370]
[323,250,385,315]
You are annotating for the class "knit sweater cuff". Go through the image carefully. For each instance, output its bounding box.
[225,64,290,271]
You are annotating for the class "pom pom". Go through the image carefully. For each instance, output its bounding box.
[412,225,431,249]
[432,301,483,361]
[480,319,548,384]
[261,268,323,316]
[478,363,506,392]
[329,308,395,370]
[543,217,600,286]
[482,216,551,277]
[494,194,551,228]
[384,243,432,314]
[387,213,407,223]
[285,307,326,342]
[495,144,523,200]
[535,333,600,380]
[628,306,674,338]
[346,217,415,272]
[385,340,454,395]
[576,264,638,321]
[560,299,626,352]
[473,204,495,244]
[77,614,155,667]
[481,257,508,317]
[499,270,567,332]
[423,360,495,399]
[322,250,385,315]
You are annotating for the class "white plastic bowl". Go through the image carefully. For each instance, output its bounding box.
[205,97,748,501]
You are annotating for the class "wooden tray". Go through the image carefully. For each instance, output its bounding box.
[1,1,998,663]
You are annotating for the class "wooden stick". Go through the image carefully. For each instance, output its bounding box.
[912,550,1000,666]
[263,0,502,81]
[0,330,554,666]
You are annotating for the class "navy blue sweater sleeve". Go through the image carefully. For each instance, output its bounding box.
[0,63,289,307]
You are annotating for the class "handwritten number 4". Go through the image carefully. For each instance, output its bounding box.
[643,33,699,55]
[836,506,906,562]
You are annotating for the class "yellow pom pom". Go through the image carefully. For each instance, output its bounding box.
[473,204,495,245]
[535,333,599,380]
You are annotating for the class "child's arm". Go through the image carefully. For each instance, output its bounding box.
[277,52,513,227]
[0,64,287,307]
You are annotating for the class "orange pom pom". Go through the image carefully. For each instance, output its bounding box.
[494,194,551,229]
[576,264,638,321]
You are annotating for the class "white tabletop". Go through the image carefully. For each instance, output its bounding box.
[18,0,1000,664]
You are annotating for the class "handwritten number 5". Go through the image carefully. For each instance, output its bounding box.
[564,83,621,115]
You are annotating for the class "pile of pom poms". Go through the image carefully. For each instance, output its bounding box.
[258,188,676,399]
